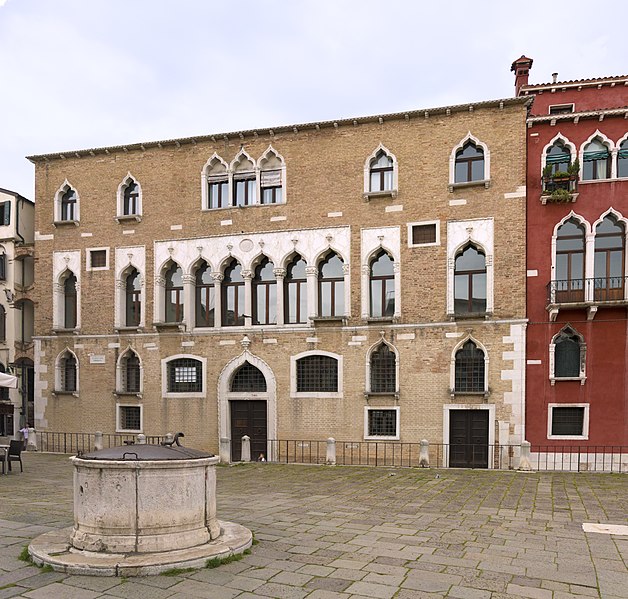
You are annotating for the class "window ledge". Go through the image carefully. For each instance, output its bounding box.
[364,316,396,324]
[448,179,490,192]
[550,376,586,386]
[311,316,347,325]
[115,214,142,223]
[364,391,399,400]
[450,389,490,400]
[115,326,143,333]
[364,435,400,441]
[451,311,492,321]
[363,189,398,201]
[153,322,185,331]
[578,178,614,185]
[113,391,142,398]
[540,192,579,205]
[547,434,588,441]
[53,220,80,227]
[52,390,79,397]
[52,327,80,335]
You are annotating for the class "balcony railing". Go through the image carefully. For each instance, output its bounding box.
[540,175,579,204]
[547,277,628,305]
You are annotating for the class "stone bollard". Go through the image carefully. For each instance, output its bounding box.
[419,439,430,468]
[326,437,336,465]
[518,440,532,471]
[137,434,146,445]
[94,431,103,451]
[219,438,230,463]
[26,427,37,451]
[241,435,251,462]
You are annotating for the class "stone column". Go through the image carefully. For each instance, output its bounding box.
[326,437,336,465]
[342,263,351,318]
[518,440,532,471]
[26,427,37,451]
[182,274,195,331]
[94,431,103,451]
[242,270,253,327]
[305,266,318,320]
[419,439,430,467]
[241,435,251,462]
[361,264,370,319]
[212,273,223,328]
[153,275,165,324]
[274,268,286,326]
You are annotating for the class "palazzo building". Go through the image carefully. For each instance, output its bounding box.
[29,96,528,465]
[514,56,628,454]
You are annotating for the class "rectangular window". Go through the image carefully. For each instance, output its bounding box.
[296,355,338,393]
[549,104,575,115]
[233,176,256,207]
[86,248,109,271]
[0,201,10,226]
[551,406,585,436]
[167,358,203,394]
[118,405,141,432]
[208,179,228,209]
[408,221,439,247]
[365,407,400,439]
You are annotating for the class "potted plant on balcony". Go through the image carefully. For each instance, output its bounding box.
[548,187,573,203]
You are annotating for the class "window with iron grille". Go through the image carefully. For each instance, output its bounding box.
[121,352,141,393]
[61,353,77,392]
[554,332,581,378]
[119,405,141,432]
[411,223,437,246]
[367,409,398,437]
[296,355,338,393]
[90,249,107,269]
[454,341,485,393]
[231,362,267,392]
[167,358,202,393]
[370,344,396,393]
[551,406,585,436]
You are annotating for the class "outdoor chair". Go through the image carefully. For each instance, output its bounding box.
[7,440,23,473]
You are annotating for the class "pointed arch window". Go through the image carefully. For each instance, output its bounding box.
[206,159,229,209]
[454,340,485,393]
[545,140,571,174]
[582,139,610,180]
[164,263,184,323]
[123,180,140,216]
[253,258,276,325]
[618,139,628,178]
[594,216,624,301]
[59,351,77,393]
[551,327,586,382]
[454,245,486,314]
[370,250,395,318]
[222,260,244,326]
[63,272,78,329]
[369,343,396,393]
[61,188,77,221]
[369,150,394,192]
[195,261,215,327]
[232,155,256,207]
[259,149,284,205]
[285,255,307,324]
[125,268,141,327]
[555,219,585,303]
[318,252,344,317]
[120,350,141,393]
[231,362,267,392]
[455,141,484,183]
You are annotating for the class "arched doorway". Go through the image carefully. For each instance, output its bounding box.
[218,351,277,463]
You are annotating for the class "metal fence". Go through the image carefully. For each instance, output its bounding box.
[36,431,163,454]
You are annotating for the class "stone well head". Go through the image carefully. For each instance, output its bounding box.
[71,443,221,554]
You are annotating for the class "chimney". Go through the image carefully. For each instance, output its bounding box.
[511,55,534,96]
[552,72,558,83]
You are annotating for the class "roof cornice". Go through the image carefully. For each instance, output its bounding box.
[26,96,531,163]
[527,106,628,125]
[521,76,628,94]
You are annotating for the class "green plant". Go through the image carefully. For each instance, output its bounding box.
[161,567,196,577]
[549,188,572,203]
[567,158,580,176]
[552,170,570,179]
[542,164,553,179]
[18,546,31,563]
[206,552,245,569]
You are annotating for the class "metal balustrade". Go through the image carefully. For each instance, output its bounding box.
[547,277,627,304]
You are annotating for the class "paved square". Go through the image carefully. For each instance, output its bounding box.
[1,453,627,597]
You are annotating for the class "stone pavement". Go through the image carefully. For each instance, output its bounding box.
[1,453,627,598]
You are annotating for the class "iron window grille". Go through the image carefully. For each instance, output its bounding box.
[370,344,396,393]
[551,406,585,436]
[90,250,107,269]
[61,354,77,392]
[122,353,141,393]
[231,362,267,392]
[119,405,141,431]
[411,224,437,245]
[368,409,397,436]
[167,358,203,393]
[454,341,485,393]
[296,355,338,393]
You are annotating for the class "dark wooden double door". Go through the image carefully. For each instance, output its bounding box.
[230,400,267,462]
[449,409,489,468]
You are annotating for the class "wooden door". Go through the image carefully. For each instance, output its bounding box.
[449,409,489,468]
[230,400,267,462]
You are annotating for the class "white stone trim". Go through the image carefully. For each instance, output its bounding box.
[230,149,257,206]
[579,130,615,180]
[547,403,589,440]
[258,145,287,205]
[501,324,526,443]
[290,350,343,399]
[363,144,398,197]
[217,350,277,463]
[85,246,110,272]
[116,402,143,433]
[442,404,496,468]
[365,337,399,394]
[53,179,80,224]
[116,173,143,218]
[52,250,81,331]
[201,153,229,209]
[449,335,489,394]
[446,218,494,316]
[161,354,207,399]
[114,246,146,329]
[54,348,79,394]
[364,406,400,440]
[407,220,440,248]
[115,347,143,394]
[449,132,490,187]
[360,226,400,320]
[541,133,577,174]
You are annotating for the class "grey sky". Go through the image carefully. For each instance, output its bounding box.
[1,0,626,199]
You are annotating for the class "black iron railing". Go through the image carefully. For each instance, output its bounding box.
[36,431,163,454]
[547,277,627,304]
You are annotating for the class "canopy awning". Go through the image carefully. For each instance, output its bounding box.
[0,372,18,388]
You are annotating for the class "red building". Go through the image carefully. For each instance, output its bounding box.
[514,56,628,465]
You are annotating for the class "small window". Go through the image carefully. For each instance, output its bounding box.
[231,362,267,392]
[208,177,228,209]
[545,140,571,175]
[548,405,588,438]
[296,355,338,393]
[454,340,485,393]
[369,343,396,393]
[455,141,485,183]
[0,254,6,281]
[0,201,10,226]
[582,139,611,181]
[63,272,78,329]
[118,405,141,432]
[60,352,77,393]
[552,327,585,381]
[617,139,628,178]
[125,268,141,327]
[369,151,394,192]
[164,263,184,323]
[121,351,141,393]
[167,358,203,393]
[123,181,140,216]
[365,407,400,439]
[408,222,439,247]
[549,104,574,115]
[90,250,107,269]
[454,245,487,314]
[61,188,77,221]
[260,170,282,205]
